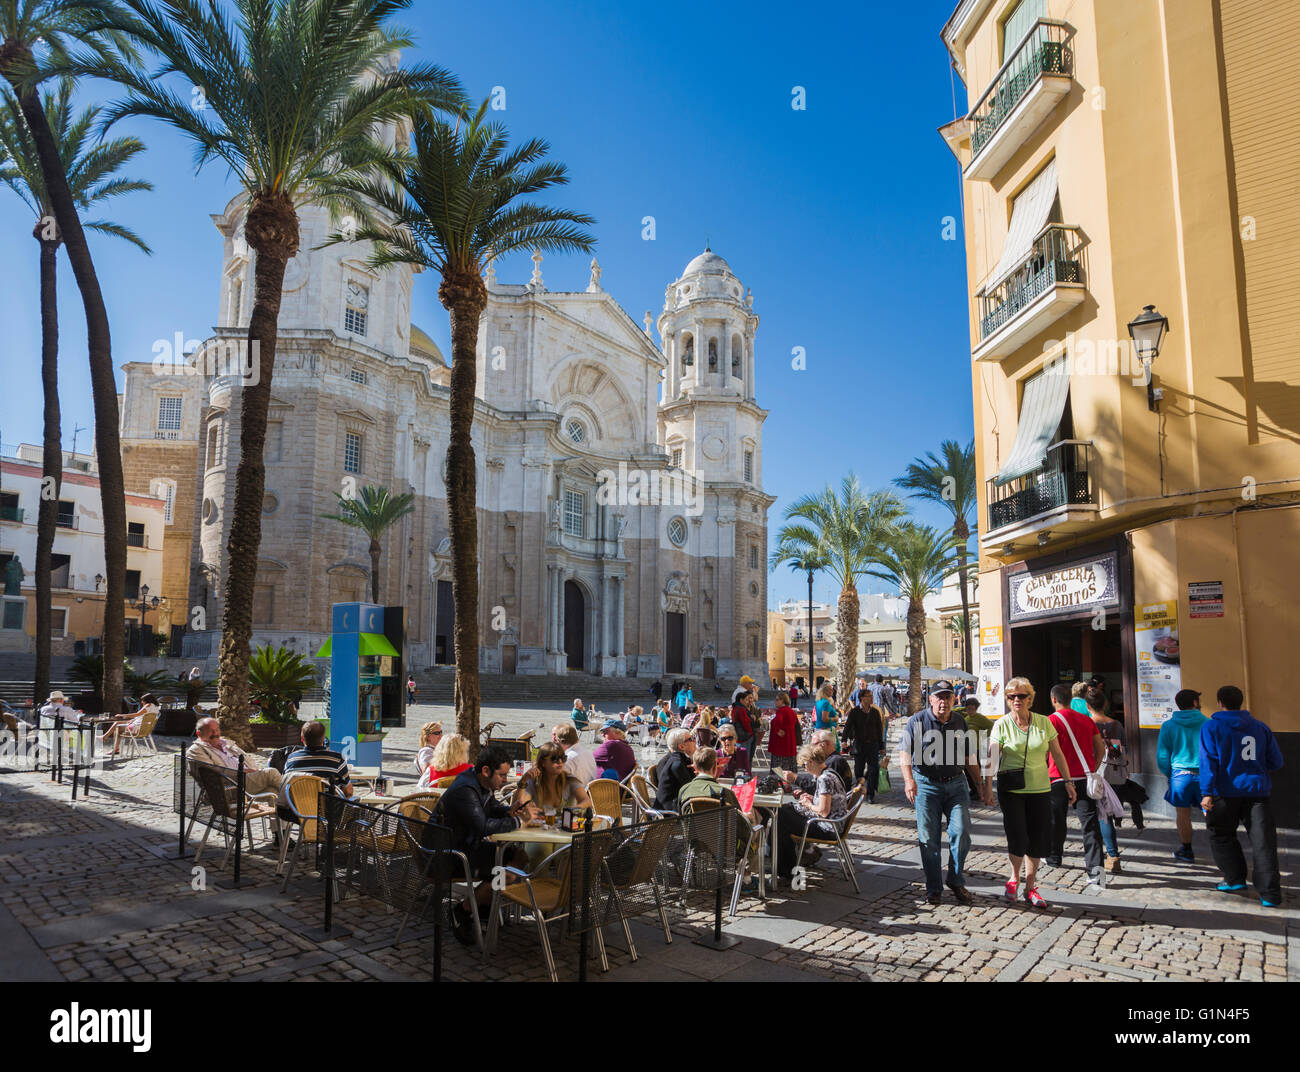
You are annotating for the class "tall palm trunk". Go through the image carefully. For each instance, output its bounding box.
[833,585,859,710]
[215,194,297,750]
[33,231,61,706]
[368,536,381,604]
[906,599,925,715]
[8,77,125,716]
[440,270,486,751]
[954,516,972,674]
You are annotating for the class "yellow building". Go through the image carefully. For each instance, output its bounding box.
[940,0,1300,804]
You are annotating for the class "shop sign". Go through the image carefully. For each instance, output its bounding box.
[976,627,1004,714]
[1135,600,1181,729]
[1188,580,1224,618]
[1007,552,1119,624]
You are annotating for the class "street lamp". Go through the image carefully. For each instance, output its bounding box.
[806,567,814,694]
[129,584,164,657]
[1127,304,1169,412]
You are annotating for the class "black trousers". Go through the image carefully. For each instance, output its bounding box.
[1205,796,1281,901]
[1049,778,1104,875]
[773,804,837,878]
[853,749,880,800]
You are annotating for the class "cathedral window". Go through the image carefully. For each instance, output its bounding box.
[344,281,369,336]
[682,335,694,368]
[668,517,687,547]
[744,450,753,483]
[563,490,585,538]
[749,544,758,570]
[206,420,223,469]
[565,418,586,444]
[230,278,242,325]
[265,420,283,463]
[349,367,367,385]
[344,431,362,474]
[732,334,744,377]
[708,338,718,371]
[671,448,683,468]
[156,396,182,437]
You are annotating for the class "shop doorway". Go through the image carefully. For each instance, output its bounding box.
[1010,616,1124,718]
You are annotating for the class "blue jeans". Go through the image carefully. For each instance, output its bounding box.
[1098,815,1118,857]
[914,772,971,894]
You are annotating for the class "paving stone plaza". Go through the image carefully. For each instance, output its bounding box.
[2,704,1294,985]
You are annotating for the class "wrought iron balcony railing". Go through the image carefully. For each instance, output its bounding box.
[987,440,1094,532]
[978,224,1084,340]
[968,19,1074,158]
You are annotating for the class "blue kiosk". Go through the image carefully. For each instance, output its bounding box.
[315,602,400,771]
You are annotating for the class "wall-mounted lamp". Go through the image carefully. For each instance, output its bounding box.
[1127,304,1170,412]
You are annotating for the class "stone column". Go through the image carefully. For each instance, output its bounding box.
[545,565,555,652]
[615,577,624,658]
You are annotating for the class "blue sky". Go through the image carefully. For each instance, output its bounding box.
[0,0,973,608]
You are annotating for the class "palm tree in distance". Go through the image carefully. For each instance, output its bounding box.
[1,0,140,719]
[771,477,905,705]
[0,78,151,707]
[769,540,828,694]
[863,523,964,715]
[895,439,977,673]
[88,0,465,748]
[329,99,596,749]
[321,485,415,603]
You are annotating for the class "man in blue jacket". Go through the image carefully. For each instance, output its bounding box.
[1199,685,1284,907]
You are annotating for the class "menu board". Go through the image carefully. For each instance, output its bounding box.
[1135,600,1181,728]
[976,626,1004,716]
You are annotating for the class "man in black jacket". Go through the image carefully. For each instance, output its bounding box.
[842,701,885,802]
[653,728,697,811]
[433,745,527,943]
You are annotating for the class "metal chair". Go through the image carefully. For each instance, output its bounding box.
[601,818,677,946]
[189,762,278,869]
[584,777,630,826]
[792,793,865,893]
[119,708,160,758]
[392,814,487,956]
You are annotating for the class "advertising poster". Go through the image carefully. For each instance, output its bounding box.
[976,626,1004,716]
[1135,600,1181,728]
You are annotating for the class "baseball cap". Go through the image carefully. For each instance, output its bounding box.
[739,675,755,687]
[601,718,627,733]
[930,679,955,695]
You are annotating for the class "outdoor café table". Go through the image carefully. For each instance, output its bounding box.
[751,792,786,892]
[359,793,402,808]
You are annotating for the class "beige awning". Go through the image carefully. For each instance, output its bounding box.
[994,362,1070,486]
[984,159,1058,292]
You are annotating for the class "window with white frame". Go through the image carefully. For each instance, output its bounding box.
[344,431,362,474]
[151,479,176,524]
[344,281,369,335]
[744,450,754,483]
[563,489,585,538]
[156,396,183,433]
[864,641,892,663]
[671,447,683,468]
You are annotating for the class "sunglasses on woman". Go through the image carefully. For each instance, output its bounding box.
[1007,693,1030,700]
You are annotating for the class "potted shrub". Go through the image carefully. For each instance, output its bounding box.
[248,645,317,749]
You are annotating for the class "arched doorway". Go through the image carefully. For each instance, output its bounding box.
[564,580,585,671]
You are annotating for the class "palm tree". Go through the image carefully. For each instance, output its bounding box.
[0,78,151,708]
[1,0,140,720]
[769,540,827,692]
[329,100,595,747]
[894,439,977,673]
[770,477,905,705]
[321,484,414,603]
[863,523,963,715]
[90,0,464,748]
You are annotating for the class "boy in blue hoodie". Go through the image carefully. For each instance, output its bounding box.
[1199,685,1284,906]
[1157,689,1208,862]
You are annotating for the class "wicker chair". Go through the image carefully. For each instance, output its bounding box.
[119,708,160,758]
[278,775,339,891]
[625,772,674,822]
[600,817,677,946]
[679,796,759,916]
[584,777,630,826]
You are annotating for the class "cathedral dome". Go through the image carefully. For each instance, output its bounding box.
[409,323,446,366]
[681,249,733,278]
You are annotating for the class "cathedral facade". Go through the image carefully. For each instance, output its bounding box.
[159,194,772,679]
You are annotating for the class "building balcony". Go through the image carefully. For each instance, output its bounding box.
[55,513,78,529]
[973,225,1086,362]
[985,440,1097,538]
[965,19,1075,183]
[154,429,182,441]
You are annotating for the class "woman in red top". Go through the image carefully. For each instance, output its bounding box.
[419,733,473,787]
[767,702,801,772]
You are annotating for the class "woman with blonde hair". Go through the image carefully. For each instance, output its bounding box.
[418,732,472,788]
[694,706,718,748]
[415,721,443,775]
[986,677,1077,908]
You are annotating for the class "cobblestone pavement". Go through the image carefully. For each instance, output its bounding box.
[1,704,1296,983]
